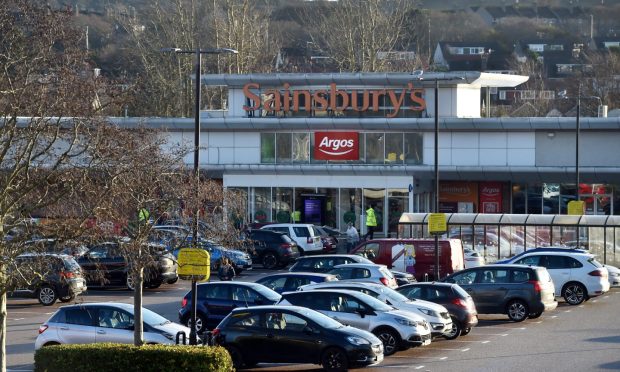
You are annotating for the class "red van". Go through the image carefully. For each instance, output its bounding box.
[350,239,465,281]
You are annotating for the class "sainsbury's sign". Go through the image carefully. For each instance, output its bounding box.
[314,132,359,160]
[243,83,426,118]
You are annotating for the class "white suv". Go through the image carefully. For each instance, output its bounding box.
[506,250,609,305]
[260,223,322,255]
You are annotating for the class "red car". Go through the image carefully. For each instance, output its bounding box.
[313,225,338,253]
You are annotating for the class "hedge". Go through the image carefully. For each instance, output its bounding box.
[34,343,233,372]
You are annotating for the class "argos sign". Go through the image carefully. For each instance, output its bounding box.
[314,132,359,160]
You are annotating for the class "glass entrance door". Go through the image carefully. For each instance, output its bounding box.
[583,195,612,215]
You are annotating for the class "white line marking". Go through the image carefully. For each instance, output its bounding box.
[431,347,468,351]
[415,366,425,369]
[12,318,24,321]
[440,357,448,360]
[475,333,510,336]
[461,348,470,352]
[564,310,572,313]
[482,340,490,344]
[451,340,491,343]
[532,321,542,324]
[551,315,558,318]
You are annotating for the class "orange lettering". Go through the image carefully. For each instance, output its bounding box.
[372,90,386,112]
[293,90,311,112]
[242,83,260,111]
[351,90,370,112]
[313,90,328,111]
[410,88,426,111]
[330,83,350,112]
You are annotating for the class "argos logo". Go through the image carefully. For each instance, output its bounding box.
[314,132,359,160]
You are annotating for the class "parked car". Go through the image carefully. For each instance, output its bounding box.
[500,250,610,305]
[351,239,465,281]
[314,225,338,253]
[464,248,486,268]
[178,282,281,333]
[242,229,300,269]
[495,247,587,264]
[260,223,322,255]
[441,264,558,322]
[256,272,338,294]
[300,281,452,338]
[396,282,478,340]
[289,254,374,273]
[319,225,349,252]
[77,241,178,290]
[212,305,384,371]
[604,264,620,287]
[279,289,431,356]
[11,253,87,306]
[392,270,417,286]
[328,263,398,289]
[35,303,190,349]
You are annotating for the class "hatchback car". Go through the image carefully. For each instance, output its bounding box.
[213,305,384,371]
[256,272,338,294]
[35,303,191,349]
[279,289,431,355]
[501,250,609,305]
[396,282,478,339]
[314,225,338,253]
[441,264,557,322]
[242,229,300,269]
[178,282,281,333]
[289,254,373,273]
[260,223,322,255]
[328,263,398,289]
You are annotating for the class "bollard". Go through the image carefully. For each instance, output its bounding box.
[176,330,187,345]
[202,331,213,346]
[423,273,429,282]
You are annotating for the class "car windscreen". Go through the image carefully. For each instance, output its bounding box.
[294,308,345,329]
[63,257,82,272]
[248,283,282,302]
[379,287,411,303]
[356,256,374,264]
[142,307,172,326]
[361,294,395,312]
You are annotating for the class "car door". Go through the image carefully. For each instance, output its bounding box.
[201,284,233,329]
[327,293,372,330]
[57,307,97,344]
[222,312,265,362]
[473,268,511,313]
[263,310,322,363]
[543,255,572,295]
[95,307,134,344]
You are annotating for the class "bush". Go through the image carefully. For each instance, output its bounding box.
[34,343,232,372]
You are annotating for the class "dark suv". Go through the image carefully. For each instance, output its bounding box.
[441,264,557,322]
[11,253,87,306]
[244,230,300,269]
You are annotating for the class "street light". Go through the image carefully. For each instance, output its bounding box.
[161,46,238,345]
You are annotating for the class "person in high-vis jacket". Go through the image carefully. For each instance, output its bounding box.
[364,204,377,240]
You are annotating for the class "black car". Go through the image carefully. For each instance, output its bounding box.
[178,282,281,333]
[243,229,300,269]
[212,305,384,371]
[396,282,478,339]
[11,253,87,306]
[440,264,558,322]
[77,241,178,290]
[289,254,373,273]
[392,270,417,286]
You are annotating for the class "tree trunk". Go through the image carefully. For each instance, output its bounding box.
[0,290,6,372]
[133,267,144,346]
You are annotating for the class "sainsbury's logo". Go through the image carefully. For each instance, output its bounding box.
[314,132,359,160]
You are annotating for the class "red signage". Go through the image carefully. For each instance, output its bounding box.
[314,132,359,160]
[479,182,503,213]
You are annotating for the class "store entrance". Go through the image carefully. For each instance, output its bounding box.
[583,194,612,215]
[296,192,326,225]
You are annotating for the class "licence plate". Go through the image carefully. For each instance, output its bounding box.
[423,338,431,346]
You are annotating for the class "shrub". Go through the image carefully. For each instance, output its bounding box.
[34,343,232,372]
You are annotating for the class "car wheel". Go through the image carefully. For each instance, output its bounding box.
[298,248,305,256]
[529,311,543,319]
[443,317,461,340]
[185,314,208,334]
[563,283,586,305]
[507,300,529,322]
[126,275,136,291]
[373,328,401,356]
[59,295,75,303]
[262,252,279,270]
[37,285,58,306]
[321,347,348,372]
[460,327,472,336]
[225,345,245,370]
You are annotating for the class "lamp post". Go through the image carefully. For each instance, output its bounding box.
[161,47,238,345]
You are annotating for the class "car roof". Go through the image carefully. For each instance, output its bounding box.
[398,282,454,288]
[333,263,385,269]
[517,250,592,257]
[260,272,335,279]
[59,302,134,310]
[462,264,537,270]
[296,254,364,260]
[230,305,307,313]
[283,289,371,298]
[305,281,384,289]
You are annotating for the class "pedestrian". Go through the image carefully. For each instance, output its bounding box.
[218,257,236,281]
[364,203,377,241]
[346,222,359,253]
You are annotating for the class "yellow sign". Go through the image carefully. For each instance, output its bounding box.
[567,201,585,216]
[177,248,210,281]
[428,213,447,234]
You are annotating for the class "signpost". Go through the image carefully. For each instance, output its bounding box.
[567,200,585,216]
[428,213,446,280]
[177,248,211,281]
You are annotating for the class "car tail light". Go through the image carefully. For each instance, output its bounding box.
[451,298,469,308]
[589,269,607,278]
[379,277,389,286]
[181,297,188,308]
[528,280,542,293]
[59,271,75,279]
[38,325,48,334]
[280,243,292,253]
[307,237,313,244]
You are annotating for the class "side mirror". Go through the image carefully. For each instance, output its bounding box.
[126,324,135,331]
[355,309,366,318]
[303,326,318,335]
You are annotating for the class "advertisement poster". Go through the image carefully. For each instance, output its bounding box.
[479,182,503,213]
[304,199,322,224]
[404,244,416,275]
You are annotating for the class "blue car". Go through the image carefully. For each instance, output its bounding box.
[255,272,338,294]
[172,239,252,274]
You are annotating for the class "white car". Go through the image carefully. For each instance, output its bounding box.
[604,264,620,287]
[328,263,398,289]
[260,223,322,254]
[300,281,453,337]
[505,250,610,305]
[464,248,485,268]
[35,303,192,349]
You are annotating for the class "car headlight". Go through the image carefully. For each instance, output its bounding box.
[395,317,417,326]
[417,308,439,318]
[347,336,370,345]
[610,272,619,277]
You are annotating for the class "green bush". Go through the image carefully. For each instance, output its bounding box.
[34,343,232,372]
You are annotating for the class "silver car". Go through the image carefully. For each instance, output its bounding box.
[35,303,192,349]
[301,281,453,337]
[279,289,431,356]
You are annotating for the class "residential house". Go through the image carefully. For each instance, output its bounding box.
[432,41,511,72]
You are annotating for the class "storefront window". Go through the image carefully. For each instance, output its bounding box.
[273,187,293,223]
[384,133,403,164]
[260,133,275,163]
[527,184,542,214]
[404,133,423,164]
[292,133,310,163]
[227,187,249,228]
[388,189,408,237]
[340,188,362,231]
[318,188,339,229]
[364,188,385,235]
[512,183,526,214]
[542,183,560,214]
[294,188,316,224]
[276,133,292,163]
[365,133,384,164]
[253,187,272,223]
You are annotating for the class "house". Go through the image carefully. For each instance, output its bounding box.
[432,41,511,72]
[514,40,591,78]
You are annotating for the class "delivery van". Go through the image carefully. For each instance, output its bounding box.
[350,239,465,281]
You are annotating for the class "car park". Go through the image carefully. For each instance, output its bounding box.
[279,289,431,355]
[441,264,557,322]
[396,282,478,340]
[178,282,281,333]
[289,254,374,273]
[255,272,338,294]
[212,305,384,371]
[314,225,338,253]
[300,281,452,338]
[260,223,322,255]
[242,229,300,269]
[500,249,610,305]
[35,303,190,349]
[12,253,87,306]
[328,263,398,289]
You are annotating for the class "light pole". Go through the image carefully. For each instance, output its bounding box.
[161,46,237,345]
